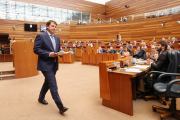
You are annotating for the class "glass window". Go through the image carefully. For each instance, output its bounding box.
[61,9,67,22]
[32,5,40,17]
[82,12,91,23]
[41,6,47,17]
[15,2,25,21]
[67,10,72,20]
[48,7,54,19]
[54,8,61,24]
[72,11,81,22]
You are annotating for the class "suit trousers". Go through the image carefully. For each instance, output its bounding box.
[39,64,63,109]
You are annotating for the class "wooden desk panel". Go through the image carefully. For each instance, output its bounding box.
[102,53,109,61]
[108,54,114,61]
[4,54,13,62]
[0,55,4,62]
[86,46,93,53]
[89,53,96,65]
[114,54,121,60]
[172,43,179,48]
[58,56,63,63]
[82,52,89,64]
[99,58,148,116]
[103,72,133,116]
[63,53,73,63]
[0,54,13,62]
[96,53,103,65]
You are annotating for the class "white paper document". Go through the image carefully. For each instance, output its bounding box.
[132,65,149,69]
[57,51,69,55]
[125,68,142,73]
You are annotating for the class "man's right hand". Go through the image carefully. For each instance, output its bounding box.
[50,52,58,57]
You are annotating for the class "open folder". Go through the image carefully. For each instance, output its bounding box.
[57,51,69,55]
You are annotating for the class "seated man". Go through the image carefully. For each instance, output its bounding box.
[129,43,134,48]
[133,46,144,59]
[137,40,169,98]
[171,37,178,43]
[108,47,116,54]
[118,46,124,55]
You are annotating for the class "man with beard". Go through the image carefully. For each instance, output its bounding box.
[137,40,169,98]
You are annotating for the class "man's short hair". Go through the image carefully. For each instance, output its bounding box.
[157,40,168,50]
[46,20,57,26]
[170,45,174,50]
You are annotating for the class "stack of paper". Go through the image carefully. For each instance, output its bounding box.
[132,65,149,69]
[58,51,69,55]
[125,68,142,73]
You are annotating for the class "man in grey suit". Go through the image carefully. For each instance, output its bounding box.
[34,20,68,114]
[171,37,178,43]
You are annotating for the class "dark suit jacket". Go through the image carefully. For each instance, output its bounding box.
[118,50,125,55]
[1,48,4,54]
[151,50,169,81]
[34,32,60,71]
[108,50,116,54]
[151,50,169,72]
[133,49,144,59]
[171,40,178,43]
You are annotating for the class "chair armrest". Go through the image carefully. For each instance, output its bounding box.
[166,79,180,97]
[157,73,180,83]
[146,71,166,84]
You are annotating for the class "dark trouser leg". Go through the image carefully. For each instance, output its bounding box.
[39,77,49,100]
[41,70,63,109]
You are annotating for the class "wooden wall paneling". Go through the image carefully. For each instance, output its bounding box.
[0,55,4,62]
[105,0,180,20]
[70,14,180,43]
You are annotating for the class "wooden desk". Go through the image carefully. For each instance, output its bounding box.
[75,48,83,61]
[0,54,13,62]
[102,53,109,61]
[99,59,150,116]
[82,52,89,64]
[63,53,74,63]
[96,53,103,65]
[89,53,96,65]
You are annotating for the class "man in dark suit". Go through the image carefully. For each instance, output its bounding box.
[33,20,68,114]
[1,45,4,54]
[147,40,169,79]
[118,46,125,55]
[108,46,116,54]
[133,46,144,59]
[137,40,169,98]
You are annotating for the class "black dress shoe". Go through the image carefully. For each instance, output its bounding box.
[38,98,48,105]
[59,107,68,114]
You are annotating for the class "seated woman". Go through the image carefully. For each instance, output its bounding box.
[122,47,130,57]
[97,46,103,53]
